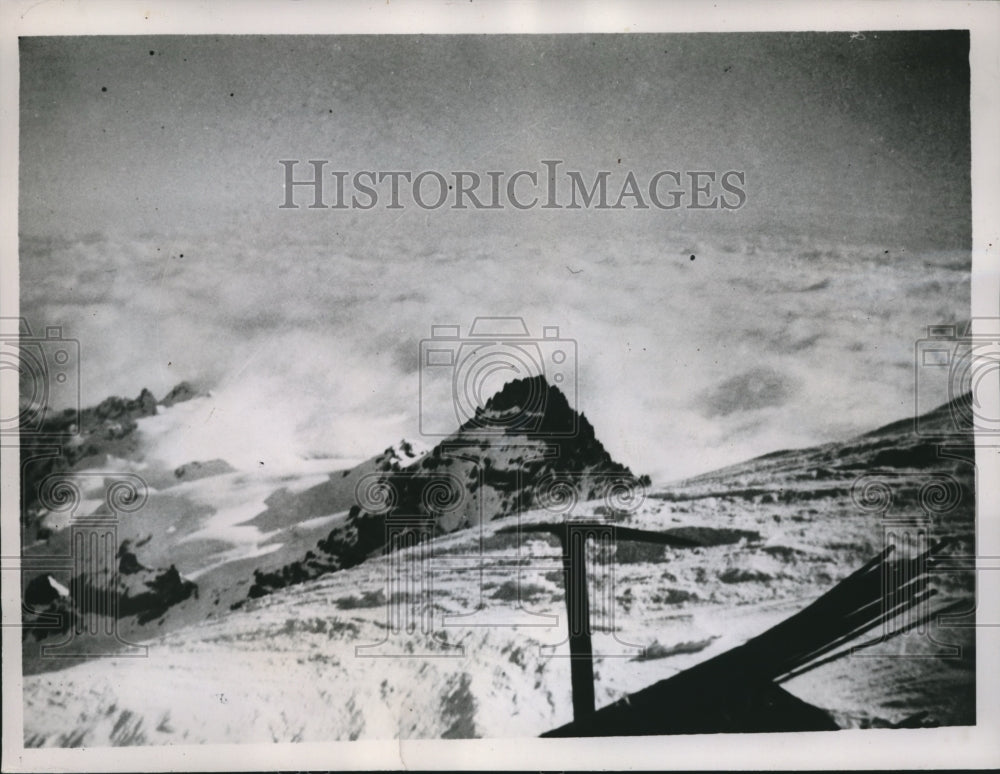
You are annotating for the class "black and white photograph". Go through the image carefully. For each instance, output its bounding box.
[2,1,998,770]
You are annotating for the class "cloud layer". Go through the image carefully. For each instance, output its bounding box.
[20,227,970,482]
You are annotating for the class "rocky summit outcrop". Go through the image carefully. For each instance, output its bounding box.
[247,376,645,600]
[160,381,198,407]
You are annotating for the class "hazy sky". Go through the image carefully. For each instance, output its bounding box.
[21,33,970,245]
[19,33,971,480]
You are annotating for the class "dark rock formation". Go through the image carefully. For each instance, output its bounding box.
[23,561,198,638]
[160,381,198,407]
[247,376,643,600]
[117,540,147,575]
[22,537,197,640]
[20,382,200,541]
[173,459,235,482]
[24,574,66,608]
[117,565,198,624]
[93,387,158,425]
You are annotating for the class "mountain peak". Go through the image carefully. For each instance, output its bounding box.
[467,374,583,437]
[160,381,199,407]
[247,373,639,600]
[480,374,562,411]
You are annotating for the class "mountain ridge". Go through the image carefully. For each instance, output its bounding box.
[19,376,975,711]
[18,379,976,740]
[19,381,202,540]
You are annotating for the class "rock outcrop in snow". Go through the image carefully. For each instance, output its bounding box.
[247,376,644,599]
[20,382,202,540]
[22,539,199,637]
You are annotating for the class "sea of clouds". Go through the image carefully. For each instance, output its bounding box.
[20,220,969,482]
